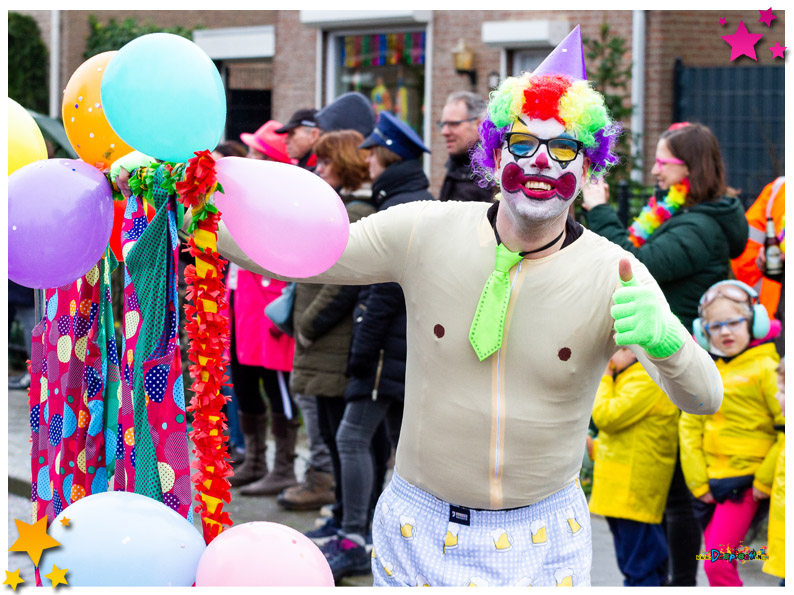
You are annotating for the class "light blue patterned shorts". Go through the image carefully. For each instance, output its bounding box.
[371,471,591,587]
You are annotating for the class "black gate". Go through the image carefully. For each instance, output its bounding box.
[673,59,785,206]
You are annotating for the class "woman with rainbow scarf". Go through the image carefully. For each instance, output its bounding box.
[582,123,747,585]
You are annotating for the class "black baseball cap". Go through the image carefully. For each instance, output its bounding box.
[274,108,319,134]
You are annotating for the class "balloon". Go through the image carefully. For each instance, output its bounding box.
[8,159,114,289]
[109,196,155,261]
[195,522,334,586]
[101,33,226,162]
[42,491,205,586]
[8,97,48,175]
[62,52,134,170]
[214,158,349,278]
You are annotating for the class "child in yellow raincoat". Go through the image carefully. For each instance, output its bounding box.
[680,280,783,586]
[589,347,679,586]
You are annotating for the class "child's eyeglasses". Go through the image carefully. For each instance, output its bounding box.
[504,133,584,164]
[704,317,748,334]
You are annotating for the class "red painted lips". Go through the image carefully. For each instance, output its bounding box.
[501,163,578,201]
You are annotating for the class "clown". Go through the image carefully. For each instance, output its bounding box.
[216,27,721,587]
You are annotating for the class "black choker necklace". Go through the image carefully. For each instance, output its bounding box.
[494,226,566,257]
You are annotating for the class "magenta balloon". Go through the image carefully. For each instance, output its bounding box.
[195,522,334,586]
[214,157,349,278]
[8,159,114,289]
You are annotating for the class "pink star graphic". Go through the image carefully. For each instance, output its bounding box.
[758,8,777,27]
[769,42,786,59]
[719,17,727,26]
[721,20,765,61]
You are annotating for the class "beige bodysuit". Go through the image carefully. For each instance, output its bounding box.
[217,200,722,509]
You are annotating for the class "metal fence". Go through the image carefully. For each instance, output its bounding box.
[674,60,785,207]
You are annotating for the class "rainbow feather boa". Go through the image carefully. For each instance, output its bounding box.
[628,179,690,247]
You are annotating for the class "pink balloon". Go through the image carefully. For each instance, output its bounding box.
[195,522,335,586]
[214,157,349,278]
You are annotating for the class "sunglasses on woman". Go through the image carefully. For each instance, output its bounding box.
[504,133,584,164]
[655,156,685,169]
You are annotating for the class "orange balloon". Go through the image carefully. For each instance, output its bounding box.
[62,52,134,170]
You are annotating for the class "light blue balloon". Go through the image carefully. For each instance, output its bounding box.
[101,33,226,163]
[45,491,205,586]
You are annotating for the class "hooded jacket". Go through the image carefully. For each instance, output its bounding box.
[586,196,748,331]
[344,159,433,402]
[679,342,783,499]
[589,361,680,524]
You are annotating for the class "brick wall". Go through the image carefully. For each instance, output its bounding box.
[271,11,318,123]
[643,10,786,186]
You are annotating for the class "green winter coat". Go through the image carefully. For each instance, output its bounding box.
[290,196,376,397]
[585,196,748,331]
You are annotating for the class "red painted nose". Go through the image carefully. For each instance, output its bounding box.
[534,150,550,170]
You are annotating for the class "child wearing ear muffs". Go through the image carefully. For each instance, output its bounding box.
[680,280,784,586]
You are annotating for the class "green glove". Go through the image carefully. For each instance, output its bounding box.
[611,259,685,359]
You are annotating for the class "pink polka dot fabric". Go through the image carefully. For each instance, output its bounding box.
[29,259,114,527]
[114,194,191,519]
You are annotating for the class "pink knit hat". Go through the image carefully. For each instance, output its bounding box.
[240,120,291,163]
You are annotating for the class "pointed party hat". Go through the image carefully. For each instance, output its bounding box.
[532,25,586,80]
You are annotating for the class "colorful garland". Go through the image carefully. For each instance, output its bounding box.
[176,150,234,543]
[628,180,690,247]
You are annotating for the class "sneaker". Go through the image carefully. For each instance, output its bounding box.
[305,517,340,546]
[326,537,371,583]
[8,371,30,390]
[319,504,334,518]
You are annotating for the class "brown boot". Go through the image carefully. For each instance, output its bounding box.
[277,467,336,510]
[228,412,268,487]
[241,413,300,496]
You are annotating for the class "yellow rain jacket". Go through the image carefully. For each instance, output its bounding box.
[763,434,784,578]
[589,362,679,523]
[679,343,783,498]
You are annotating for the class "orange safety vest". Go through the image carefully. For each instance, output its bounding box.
[731,177,785,318]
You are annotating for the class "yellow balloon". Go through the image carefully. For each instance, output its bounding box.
[8,97,48,175]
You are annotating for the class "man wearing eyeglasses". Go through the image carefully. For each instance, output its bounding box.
[437,92,494,203]
[216,27,721,587]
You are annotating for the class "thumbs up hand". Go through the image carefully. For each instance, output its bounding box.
[611,258,685,358]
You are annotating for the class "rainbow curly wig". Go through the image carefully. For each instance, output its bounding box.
[471,73,621,187]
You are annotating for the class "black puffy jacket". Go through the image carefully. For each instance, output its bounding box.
[344,159,433,401]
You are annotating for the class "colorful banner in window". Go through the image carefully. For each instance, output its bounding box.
[341,32,426,68]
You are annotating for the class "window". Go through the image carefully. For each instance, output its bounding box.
[329,30,427,138]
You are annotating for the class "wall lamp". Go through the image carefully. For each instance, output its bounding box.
[452,39,477,87]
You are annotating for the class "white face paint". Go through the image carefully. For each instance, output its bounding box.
[496,117,587,224]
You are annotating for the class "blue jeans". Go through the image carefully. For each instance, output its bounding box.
[336,396,403,536]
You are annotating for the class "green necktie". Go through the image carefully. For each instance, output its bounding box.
[469,244,524,361]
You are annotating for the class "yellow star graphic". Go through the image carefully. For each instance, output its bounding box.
[2,569,25,591]
[8,517,61,567]
[44,565,68,589]
[59,518,70,528]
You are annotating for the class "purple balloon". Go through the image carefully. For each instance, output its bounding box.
[8,159,114,289]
